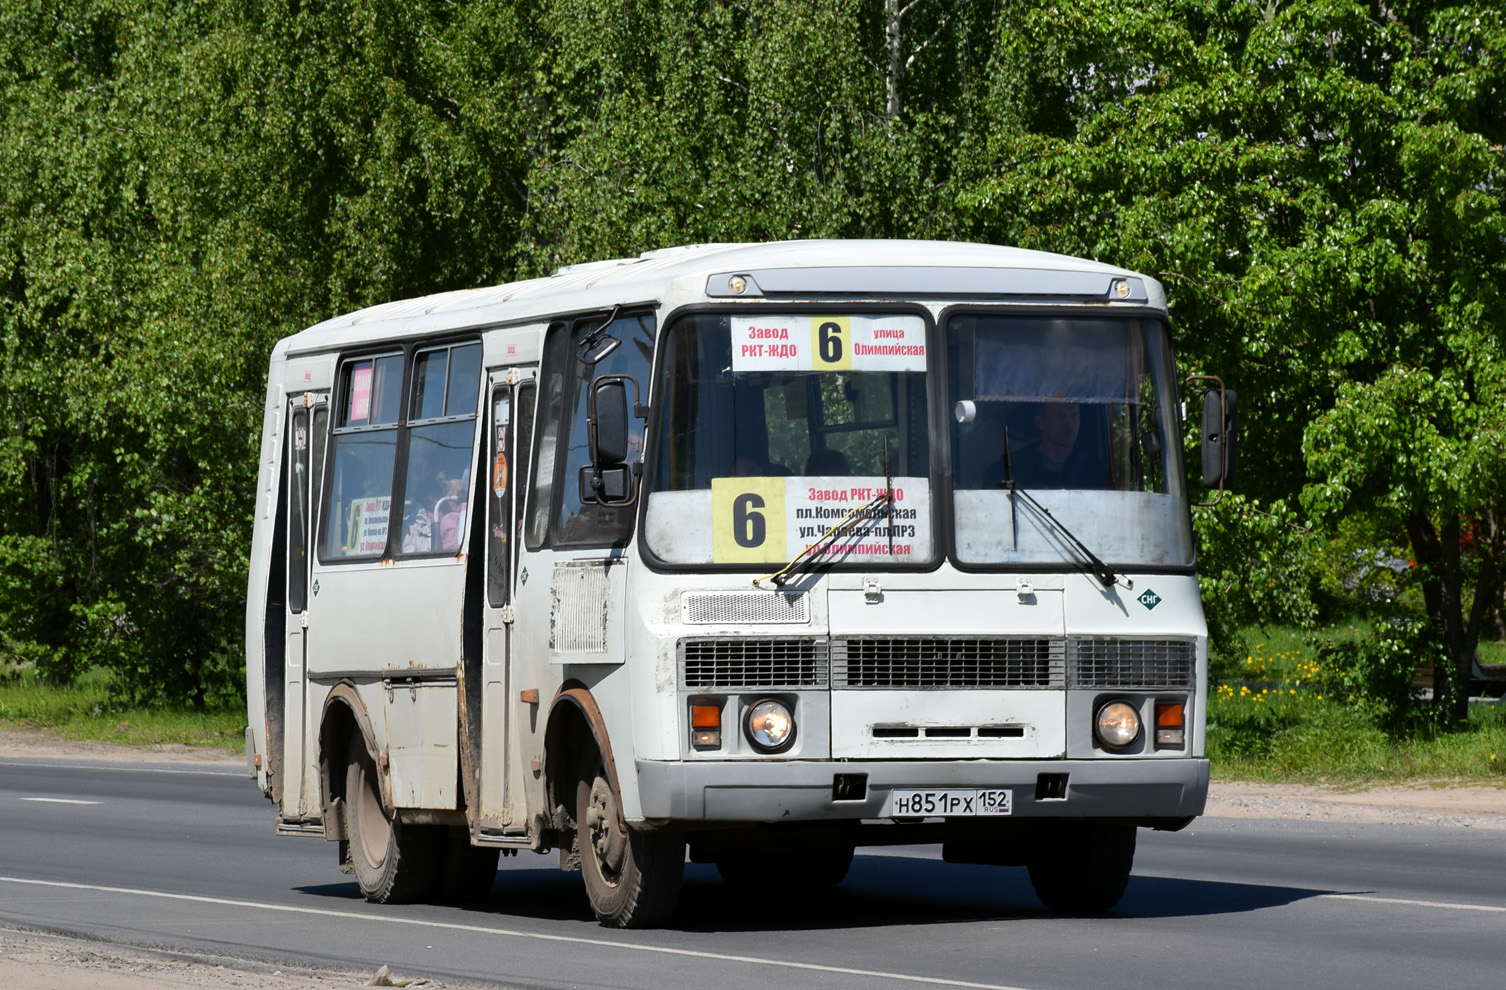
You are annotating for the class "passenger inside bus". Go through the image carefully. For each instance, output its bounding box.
[436,468,469,550]
[961,397,1109,491]
[1006,399,1107,489]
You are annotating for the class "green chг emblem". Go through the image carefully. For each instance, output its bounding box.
[1137,588,1162,611]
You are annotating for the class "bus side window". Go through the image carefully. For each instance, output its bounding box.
[322,354,402,559]
[287,407,310,612]
[525,326,569,551]
[553,313,653,546]
[399,342,482,555]
[487,379,537,606]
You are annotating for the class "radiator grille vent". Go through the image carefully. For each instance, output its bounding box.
[1067,638,1195,688]
[831,637,1065,689]
[681,591,808,625]
[679,638,829,689]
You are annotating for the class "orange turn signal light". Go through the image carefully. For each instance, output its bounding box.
[691,701,722,750]
[1155,701,1185,748]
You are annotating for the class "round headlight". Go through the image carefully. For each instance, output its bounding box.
[746,699,796,752]
[1095,701,1141,750]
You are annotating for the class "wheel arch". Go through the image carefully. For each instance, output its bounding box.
[543,684,624,833]
[319,682,384,842]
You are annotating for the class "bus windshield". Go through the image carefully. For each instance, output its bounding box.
[644,312,933,568]
[947,313,1192,568]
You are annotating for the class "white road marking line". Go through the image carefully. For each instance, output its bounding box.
[0,760,242,777]
[1320,893,1506,913]
[19,798,101,805]
[0,875,1032,990]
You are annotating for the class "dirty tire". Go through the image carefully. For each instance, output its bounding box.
[438,826,500,902]
[715,845,855,889]
[345,731,438,904]
[576,751,684,928]
[1026,820,1136,912]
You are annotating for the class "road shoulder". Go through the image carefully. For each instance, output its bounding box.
[1206,779,1506,829]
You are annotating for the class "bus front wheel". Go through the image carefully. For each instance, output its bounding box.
[345,731,438,904]
[1025,820,1136,912]
[575,750,684,928]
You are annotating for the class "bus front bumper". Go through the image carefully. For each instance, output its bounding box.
[634,757,1208,823]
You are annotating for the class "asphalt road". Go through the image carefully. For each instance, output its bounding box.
[2,756,1503,990]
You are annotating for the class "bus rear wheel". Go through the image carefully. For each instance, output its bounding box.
[575,750,684,928]
[345,731,438,904]
[1025,820,1136,912]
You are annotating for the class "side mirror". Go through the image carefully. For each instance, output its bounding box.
[581,375,641,506]
[589,377,630,465]
[1201,388,1238,490]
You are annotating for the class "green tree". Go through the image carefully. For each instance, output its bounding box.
[959,0,1506,717]
[0,0,539,702]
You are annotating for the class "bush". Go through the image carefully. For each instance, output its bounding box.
[1306,618,1438,734]
[1194,497,1320,657]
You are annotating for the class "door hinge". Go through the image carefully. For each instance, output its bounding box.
[500,604,515,624]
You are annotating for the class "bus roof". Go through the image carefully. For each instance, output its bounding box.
[278,240,1162,357]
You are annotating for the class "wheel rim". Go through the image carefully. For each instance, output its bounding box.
[585,774,627,884]
[353,756,391,869]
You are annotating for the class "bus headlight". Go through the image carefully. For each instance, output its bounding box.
[745,699,796,752]
[1095,701,1141,750]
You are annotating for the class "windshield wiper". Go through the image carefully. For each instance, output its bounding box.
[999,429,1118,588]
[755,488,893,588]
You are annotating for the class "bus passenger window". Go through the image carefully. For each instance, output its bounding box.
[400,342,482,555]
[323,354,402,559]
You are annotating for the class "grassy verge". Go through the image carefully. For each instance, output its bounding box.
[0,666,244,751]
[1208,627,1506,785]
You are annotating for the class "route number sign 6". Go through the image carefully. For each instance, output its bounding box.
[711,477,786,563]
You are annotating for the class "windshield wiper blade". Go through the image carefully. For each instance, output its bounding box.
[755,488,893,588]
[998,428,1117,587]
[1003,482,1118,587]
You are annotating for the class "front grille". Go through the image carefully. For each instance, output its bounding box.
[831,637,1065,689]
[679,637,829,689]
[681,591,808,625]
[1067,638,1195,688]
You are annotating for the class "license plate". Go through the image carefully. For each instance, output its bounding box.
[886,788,1013,817]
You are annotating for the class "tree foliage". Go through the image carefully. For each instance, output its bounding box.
[1,0,1502,714]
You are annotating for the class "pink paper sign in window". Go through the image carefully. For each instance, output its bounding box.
[348,363,373,423]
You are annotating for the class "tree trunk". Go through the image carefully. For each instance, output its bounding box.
[885,0,904,117]
[1407,510,1503,721]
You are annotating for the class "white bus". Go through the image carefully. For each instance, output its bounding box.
[245,240,1235,927]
